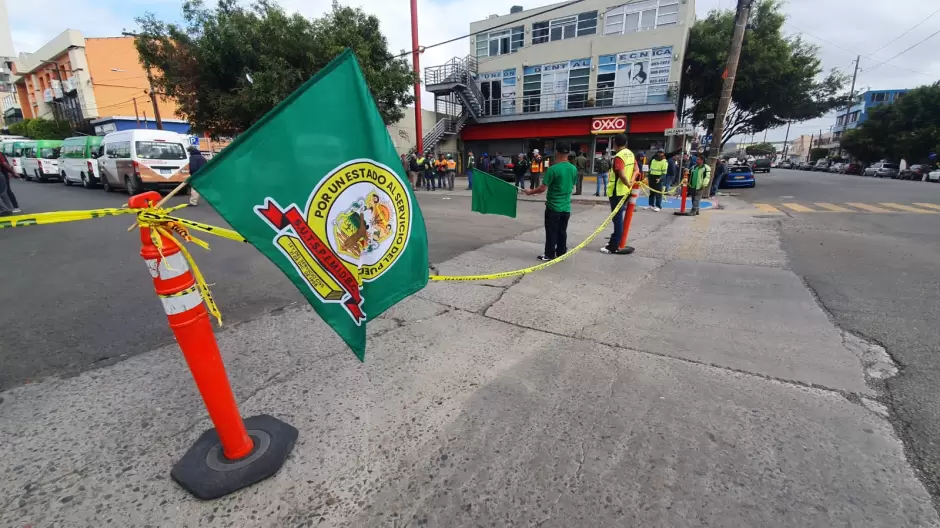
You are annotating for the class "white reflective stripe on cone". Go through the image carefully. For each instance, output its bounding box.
[144,253,189,280]
[161,288,203,315]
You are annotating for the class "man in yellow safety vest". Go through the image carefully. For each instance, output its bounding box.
[648,149,668,211]
[689,156,711,216]
[600,134,641,254]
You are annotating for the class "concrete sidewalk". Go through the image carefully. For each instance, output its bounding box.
[1,198,936,527]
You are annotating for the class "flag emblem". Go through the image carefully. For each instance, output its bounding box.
[255,158,413,325]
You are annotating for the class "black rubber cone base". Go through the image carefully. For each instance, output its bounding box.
[673,211,692,216]
[171,414,298,500]
[614,246,635,255]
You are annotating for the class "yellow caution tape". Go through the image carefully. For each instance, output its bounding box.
[429,193,629,282]
[0,208,136,229]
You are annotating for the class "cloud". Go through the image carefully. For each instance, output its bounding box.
[8,0,940,142]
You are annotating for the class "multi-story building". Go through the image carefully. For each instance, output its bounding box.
[832,88,909,143]
[421,0,693,168]
[12,30,188,135]
[0,0,20,128]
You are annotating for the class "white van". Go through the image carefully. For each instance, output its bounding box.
[2,140,31,177]
[60,136,104,188]
[24,140,63,182]
[97,129,190,194]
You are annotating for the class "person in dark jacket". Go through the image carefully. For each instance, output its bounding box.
[513,153,530,189]
[187,146,208,206]
[0,152,17,215]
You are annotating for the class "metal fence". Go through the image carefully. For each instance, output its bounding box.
[478,83,678,117]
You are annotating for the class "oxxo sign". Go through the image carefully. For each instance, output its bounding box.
[591,115,627,135]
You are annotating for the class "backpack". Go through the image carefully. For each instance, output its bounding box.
[595,157,611,174]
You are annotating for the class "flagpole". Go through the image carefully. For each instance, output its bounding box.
[410,0,424,155]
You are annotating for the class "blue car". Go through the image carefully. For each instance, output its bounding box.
[721,164,756,188]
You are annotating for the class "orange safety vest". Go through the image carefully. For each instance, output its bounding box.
[531,157,544,173]
[446,159,456,170]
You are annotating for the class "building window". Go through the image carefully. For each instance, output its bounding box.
[567,60,591,109]
[604,0,675,35]
[872,92,887,102]
[836,115,844,126]
[476,26,524,58]
[657,3,679,26]
[532,11,597,44]
[522,66,541,113]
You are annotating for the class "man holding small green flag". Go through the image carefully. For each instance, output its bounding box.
[188,50,429,360]
[471,168,518,218]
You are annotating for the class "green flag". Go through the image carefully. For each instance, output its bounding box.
[190,50,429,360]
[471,169,518,218]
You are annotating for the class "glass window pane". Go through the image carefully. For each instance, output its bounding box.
[658,3,679,14]
[532,22,549,44]
[657,13,678,25]
[624,12,640,32]
[563,23,576,39]
[550,25,563,41]
[640,9,656,29]
[604,15,623,35]
[489,39,499,56]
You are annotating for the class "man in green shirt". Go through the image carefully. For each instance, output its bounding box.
[689,156,711,216]
[525,142,577,261]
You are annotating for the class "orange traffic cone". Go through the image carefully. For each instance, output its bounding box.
[129,191,297,500]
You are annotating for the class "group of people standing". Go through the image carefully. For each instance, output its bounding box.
[527,134,723,262]
[402,152,457,192]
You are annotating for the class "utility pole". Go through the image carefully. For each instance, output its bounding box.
[781,120,791,161]
[133,97,140,127]
[147,78,164,130]
[410,0,424,156]
[706,0,752,175]
[807,133,814,162]
[838,55,860,157]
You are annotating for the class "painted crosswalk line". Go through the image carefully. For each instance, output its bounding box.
[782,203,815,212]
[815,202,853,212]
[879,203,937,214]
[846,203,893,213]
[753,203,781,213]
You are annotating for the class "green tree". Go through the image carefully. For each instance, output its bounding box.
[134,0,416,135]
[8,119,31,137]
[14,118,72,139]
[745,142,776,156]
[841,83,940,164]
[809,147,829,162]
[682,0,847,148]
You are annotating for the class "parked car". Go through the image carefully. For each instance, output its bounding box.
[751,158,771,173]
[899,164,926,181]
[841,162,863,175]
[779,160,794,169]
[829,163,844,173]
[863,161,900,178]
[927,169,940,183]
[97,129,191,194]
[24,140,63,182]
[60,135,104,188]
[798,161,814,170]
[722,164,756,188]
[812,159,830,172]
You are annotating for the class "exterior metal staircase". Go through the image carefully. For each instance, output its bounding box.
[406,55,484,158]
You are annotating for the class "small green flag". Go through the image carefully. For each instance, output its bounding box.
[471,169,518,218]
[190,50,429,360]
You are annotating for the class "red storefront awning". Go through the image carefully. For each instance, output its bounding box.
[461,111,676,141]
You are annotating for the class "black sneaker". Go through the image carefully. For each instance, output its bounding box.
[537,255,553,261]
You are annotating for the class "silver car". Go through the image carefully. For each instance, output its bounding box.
[863,162,900,178]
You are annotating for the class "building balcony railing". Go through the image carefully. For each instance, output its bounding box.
[476,82,678,118]
[424,55,479,86]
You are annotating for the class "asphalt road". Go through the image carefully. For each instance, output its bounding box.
[738,167,940,508]
[0,178,584,390]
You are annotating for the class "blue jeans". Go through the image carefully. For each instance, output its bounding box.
[710,172,725,196]
[424,170,435,190]
[467,169,473,189]
[607,195,626,251]
[595,172,608,195]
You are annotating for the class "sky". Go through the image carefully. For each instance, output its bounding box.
[6,0,940,142]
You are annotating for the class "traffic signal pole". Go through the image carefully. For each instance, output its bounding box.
[705,0,752,176]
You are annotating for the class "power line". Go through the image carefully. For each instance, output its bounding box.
[869,6,940,56]
[787,24,934,77]
[863,26,940,76]
[391,0,588,59]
